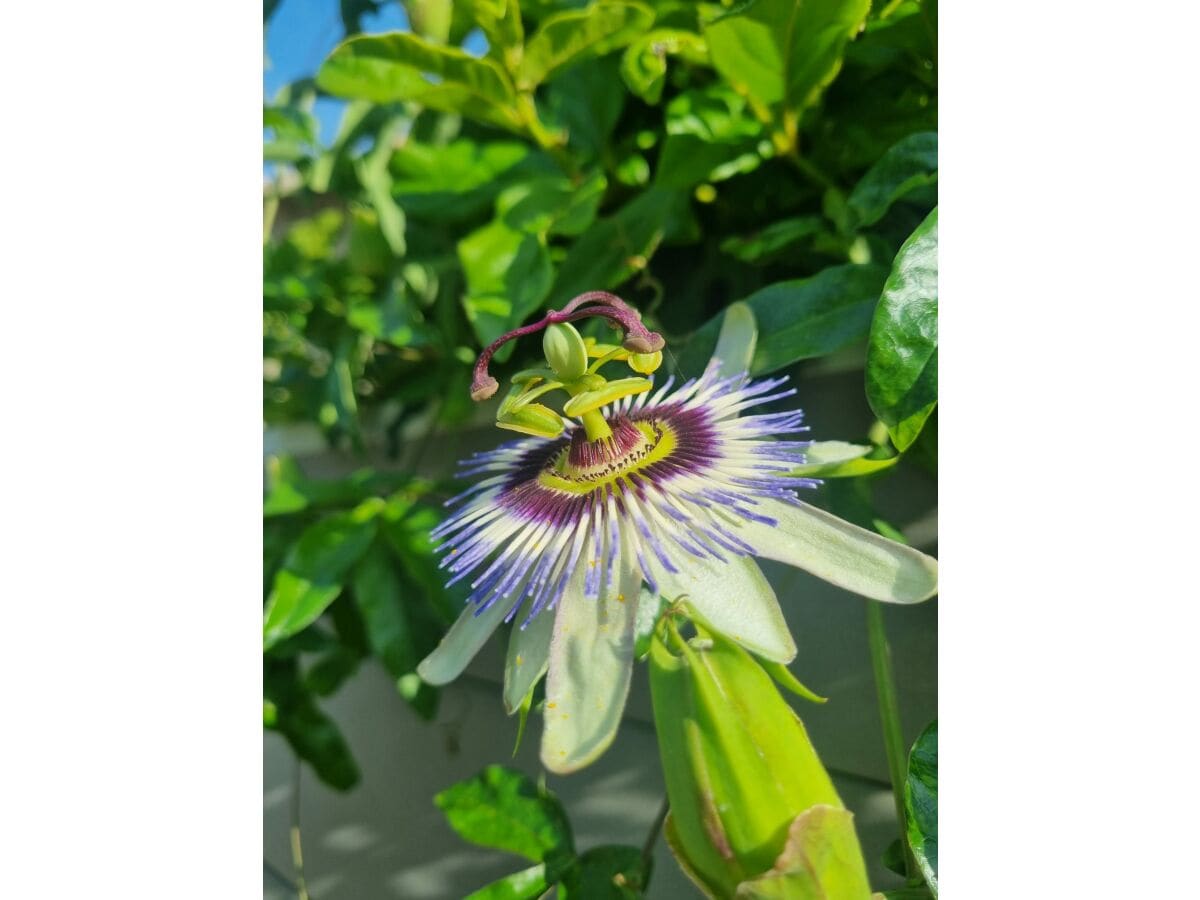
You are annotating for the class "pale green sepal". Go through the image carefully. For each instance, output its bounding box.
[562,377,652,416]
[791,441,900,478]
[734,806,873,900]
[633,586,668,659]
[503,597,555,713]
[761,660,826,704]
[540,560,640,774]
[656,556,796,663]
[512,688,534,758]
[736,499,938,604]
[416,596,517,686]
[711,300,757,380]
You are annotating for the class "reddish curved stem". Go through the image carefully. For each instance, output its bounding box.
[469,293,664,401]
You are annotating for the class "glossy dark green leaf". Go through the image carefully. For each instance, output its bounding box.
[865,207,937,451]
[517,1,654,90]
[619,29,708,104]
[547,188,694,307]
[703,0,871,130]
[458,218,554,349]
[263,499,383,649]
[317,33,522,131]
[465,863,551,900]
[435,765,575,863]
[679,264,889,376]
[847,132,937,229]
[904,720,938,896]
[560,845,648,898]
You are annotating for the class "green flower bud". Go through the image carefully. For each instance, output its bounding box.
[543,322,589,381]
[648,609,873,899]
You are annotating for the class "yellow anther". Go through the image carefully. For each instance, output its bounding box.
[562,377,653,417]
[628,351,663,375]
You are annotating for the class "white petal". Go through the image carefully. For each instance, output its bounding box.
[540,558,640,774]
[711,300,757,379]
[502,598,555,714]
[656,555,796,663]
[416,595,517,686]
[738,498,938,604]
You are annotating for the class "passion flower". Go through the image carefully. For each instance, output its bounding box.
[417,293,938,774]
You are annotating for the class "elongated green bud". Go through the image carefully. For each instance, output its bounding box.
[543,322,589,381]
[648,610,873,899]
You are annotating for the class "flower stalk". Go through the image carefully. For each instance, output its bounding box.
[867,599,919,882]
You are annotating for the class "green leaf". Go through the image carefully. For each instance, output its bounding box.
[540,57,626,162]
[719,216,825,264]
[263,499,384,649]
[865,207,937,451]
[619,29,708,104]
[790,441,900,478]
[517,1,655,90]
[317,32,522,131]
[656,85,766,189]
[390,138,539,222]
[881,837,907,877]
[560,845,649,898]
[679,264,888,377]
[458,219,554,349]
[305,643,363,696]
[263,105,318,144]
[351,540,418,678]
[265,659,361,790]
[905,720,938,897]
[704,0,871,134]
[435,765,575,864]
[547,188,694,307]
[465,863,551,900]
[847,132,938,229]
[497,171,608,237]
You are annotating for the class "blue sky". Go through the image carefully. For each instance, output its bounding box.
[264,0,412,144]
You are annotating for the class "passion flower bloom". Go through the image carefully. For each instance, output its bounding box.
[418,294,938,774]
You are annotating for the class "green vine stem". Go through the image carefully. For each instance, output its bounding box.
[866,599,918,882]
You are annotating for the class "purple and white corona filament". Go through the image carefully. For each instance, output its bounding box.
[416,294,938,775]
[435,367,817,628]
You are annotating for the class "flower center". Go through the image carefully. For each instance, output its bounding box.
[537,415,677,494]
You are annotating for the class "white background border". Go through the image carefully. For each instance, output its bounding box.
[4,0,1200,895]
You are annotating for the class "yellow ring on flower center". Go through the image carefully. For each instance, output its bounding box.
[537,420,677,495]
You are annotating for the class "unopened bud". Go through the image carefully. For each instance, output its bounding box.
[648,609,873,899]
[543,323,589,381]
